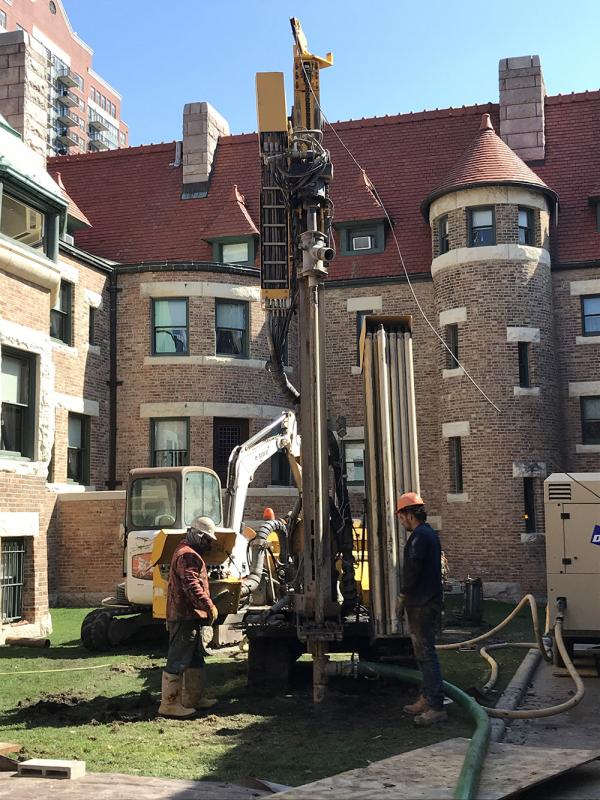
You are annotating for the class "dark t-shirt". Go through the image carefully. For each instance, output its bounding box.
[402,522,443,606]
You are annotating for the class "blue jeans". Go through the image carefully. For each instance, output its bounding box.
[406,602,445,710]
[165,620,206,675]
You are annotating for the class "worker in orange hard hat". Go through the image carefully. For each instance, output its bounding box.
[263,507,275,521]
[396,492,447,727]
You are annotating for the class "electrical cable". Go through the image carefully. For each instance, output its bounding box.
[298,60,501,414]
[0,663,111,676]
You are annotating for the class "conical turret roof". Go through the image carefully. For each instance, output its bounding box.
[422,113,557,219]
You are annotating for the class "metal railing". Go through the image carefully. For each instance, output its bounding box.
[1,538,25,623]
[153,449,188,468]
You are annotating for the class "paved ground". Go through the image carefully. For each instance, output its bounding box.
[504,654,600,799]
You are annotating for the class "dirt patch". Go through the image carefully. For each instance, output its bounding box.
[17,691,157,724]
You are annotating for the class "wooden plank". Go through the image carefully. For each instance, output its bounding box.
[276,738,600,800]
[0,743,20,755]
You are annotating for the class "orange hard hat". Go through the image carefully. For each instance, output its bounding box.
[396,492,425,514]
[263,507,275,521]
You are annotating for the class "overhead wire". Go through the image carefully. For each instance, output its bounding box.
[298,60,501,414]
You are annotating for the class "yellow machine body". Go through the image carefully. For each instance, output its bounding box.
[151,528,241,620]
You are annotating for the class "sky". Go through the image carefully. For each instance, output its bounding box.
[63,0,600,147]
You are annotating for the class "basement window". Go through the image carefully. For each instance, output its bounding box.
[468,207,495,247]
[0,538,26,623]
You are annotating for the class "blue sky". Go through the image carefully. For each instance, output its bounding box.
[63,0,600,146]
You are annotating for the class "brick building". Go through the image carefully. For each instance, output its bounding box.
[2,53,600,630]
[0,0,127,159]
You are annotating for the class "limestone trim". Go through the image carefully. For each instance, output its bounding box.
[55,394,100,417]
[58,260,80,285]
[447,493,470,503]
[442,421,470,438]
[431,243,550,277]
[140,281,259,302]
[576,444,600,454]
[140,402,289,419]
[442,367,465,379]
[576,336,600,346]
[346,426,365,438]
[428,515,442,531]
[84,289,103,309]
[351,365,362,376]
[429,186,549,224]
[0,236,60,305]
[506,327,540,343]
[0,318,55,475]
[513,461,546,478]
[439,307,467,326]
[346,296,382,312]
[58,489,126,503]
[514,387,540,396]
[144,355,268,370]
[569,381,600,397]
[569,278,600,297]
[0,511,39,538]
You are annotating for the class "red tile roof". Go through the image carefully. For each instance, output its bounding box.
[53,170,91,228]
[421,113,557,219]
[47,91,600,278]
[202,184,259,240]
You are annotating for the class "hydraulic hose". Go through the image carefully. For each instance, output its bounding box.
[240,519,287,602]
[327,660,490,800]
[437,595,585,720]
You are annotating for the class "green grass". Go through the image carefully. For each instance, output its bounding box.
[0,601,539,785]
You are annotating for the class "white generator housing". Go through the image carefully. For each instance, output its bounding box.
[545,473,600,640]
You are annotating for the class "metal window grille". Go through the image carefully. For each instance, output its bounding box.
[213,418,249,483]
[1,538,25,623]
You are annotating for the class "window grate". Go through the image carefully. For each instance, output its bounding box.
[1,538,25,623]
[548,483,571,501]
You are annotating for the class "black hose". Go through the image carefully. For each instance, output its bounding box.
[240,519,288,601]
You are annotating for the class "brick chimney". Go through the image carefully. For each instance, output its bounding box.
[499,56,546,162]
[181,101,230,198]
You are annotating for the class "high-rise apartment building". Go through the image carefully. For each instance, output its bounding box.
[0,0,127,158]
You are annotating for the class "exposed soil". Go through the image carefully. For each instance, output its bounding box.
[18,691,157,724]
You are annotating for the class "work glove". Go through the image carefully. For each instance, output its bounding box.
[396,593,407,616]
[209,604,219,625]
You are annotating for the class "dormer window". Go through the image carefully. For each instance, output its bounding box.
[468,207,495,247]
[222,241,249,264]
[338,221,385,256]
[1,194,45,251]
[210,236,256,266]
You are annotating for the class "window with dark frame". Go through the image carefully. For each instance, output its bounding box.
[221,241,249,264]
[88,306,96,346]
[67,413,90,484]
[152,298,188,355]
[271,450,291,486]
[344,440,365,486]
[581,397,600,445]
[582,295,600,336]
[518,342,530,388]
[0,10,6,28]
[350,230,376,251]
[338,222,385,256]
[213,418,249,483]
[1,348,35,459]
[469,207,495,247]
[438,215,450,254]
[215,300,249,358]
[1,193,45,251]
[151,418,189,467]
[446,324,459,369]
[0,538,26,623]
[50,280,73,344]
[523,477,536,533]
[449,437,463,494]
[518,208,533,245]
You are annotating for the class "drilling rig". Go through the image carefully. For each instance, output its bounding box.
[249,19,421,700]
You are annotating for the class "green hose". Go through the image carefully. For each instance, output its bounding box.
[358,661,491,800]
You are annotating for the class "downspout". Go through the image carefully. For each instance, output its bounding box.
[106,268,122,490]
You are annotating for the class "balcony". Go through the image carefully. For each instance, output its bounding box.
[88,131,110,151]
[57,89,78,108]
[55,128,78,148]
[88,115,109,133]
[56,67,78,88]
[55,109,77,127]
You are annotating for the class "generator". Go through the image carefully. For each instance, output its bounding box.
[544,473,600,649]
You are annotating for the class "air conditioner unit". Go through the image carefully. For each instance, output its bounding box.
[61,233,75,246]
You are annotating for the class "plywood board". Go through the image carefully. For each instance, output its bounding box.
[276,738,600,800]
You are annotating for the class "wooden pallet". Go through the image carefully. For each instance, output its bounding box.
[277,738,600,800]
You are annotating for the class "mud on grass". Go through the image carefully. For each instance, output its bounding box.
[0,606,528,785]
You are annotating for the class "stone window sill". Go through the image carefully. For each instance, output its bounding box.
[442,367,464,379]
[576,336,600,346]
[351,365,362,376]
[576,444,600,453]
[513,386,540,396]
[447,492,470,503]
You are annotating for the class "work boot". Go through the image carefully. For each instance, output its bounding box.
[182,667,217,710]
[414,706,448,726]
[158,671,196,718]
[403,695,428,716]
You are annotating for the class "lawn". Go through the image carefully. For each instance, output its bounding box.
[0,600,539,786]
